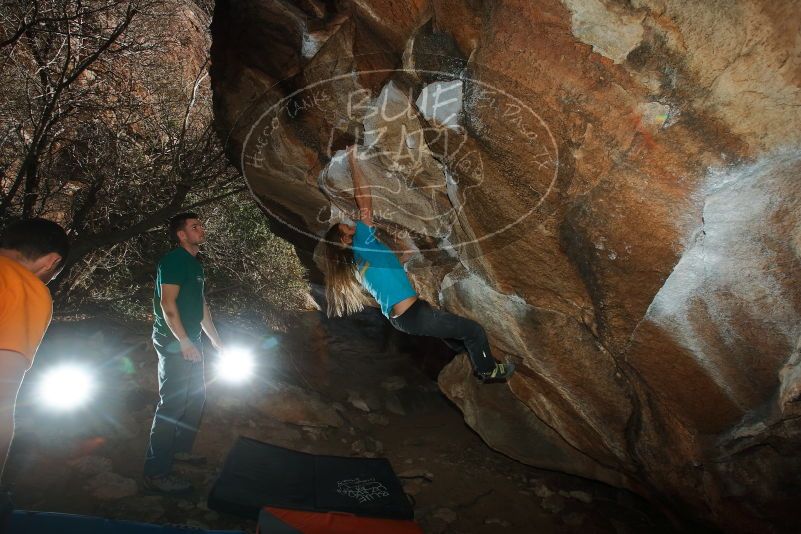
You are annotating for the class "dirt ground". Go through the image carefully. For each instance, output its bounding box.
[6,309,677,533]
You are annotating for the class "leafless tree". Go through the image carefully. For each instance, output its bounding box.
[0,0,145,217]
[0,0,309,325]
[0,0,242,266]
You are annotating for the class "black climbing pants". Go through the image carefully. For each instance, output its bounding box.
[388,299,496,375]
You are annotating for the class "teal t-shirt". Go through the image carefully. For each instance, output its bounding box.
[152,248,205,341]
[352,221,416,317]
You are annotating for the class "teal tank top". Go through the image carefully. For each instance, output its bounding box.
[352,221,416,317]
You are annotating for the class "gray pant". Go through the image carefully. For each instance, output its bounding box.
[143,334,205,477]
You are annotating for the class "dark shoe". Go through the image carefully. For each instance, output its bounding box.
[173,452,207,465]
[479,362,516,383]
[142,474,193,495]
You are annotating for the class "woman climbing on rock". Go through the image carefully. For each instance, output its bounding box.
[321,145,515,383]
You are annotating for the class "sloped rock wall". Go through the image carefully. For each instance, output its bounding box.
[209,0,801,530]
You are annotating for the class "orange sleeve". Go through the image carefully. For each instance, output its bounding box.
[0,264,52,363]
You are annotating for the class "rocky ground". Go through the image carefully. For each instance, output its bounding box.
[6,309,677,533]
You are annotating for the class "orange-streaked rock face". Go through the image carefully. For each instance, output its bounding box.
[210,0,801,530]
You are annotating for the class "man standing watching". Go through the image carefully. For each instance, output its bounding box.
[143,213,223,494]
[0,219,69,482]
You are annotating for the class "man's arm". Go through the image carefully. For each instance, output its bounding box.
[160,284,201,362]
[349,145,373,226]
[0,350,28,483]
[201,299,223,351]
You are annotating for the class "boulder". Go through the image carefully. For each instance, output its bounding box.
[210,0,801,530]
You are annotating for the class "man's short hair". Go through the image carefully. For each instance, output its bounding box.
[0,218,69,264]
[168,212,199,242]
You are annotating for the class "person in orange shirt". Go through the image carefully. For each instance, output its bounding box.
[0,218,69,481]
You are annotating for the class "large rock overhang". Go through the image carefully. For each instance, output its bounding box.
[210,1,801,530]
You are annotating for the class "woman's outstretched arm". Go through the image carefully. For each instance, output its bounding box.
[349,145,373,226]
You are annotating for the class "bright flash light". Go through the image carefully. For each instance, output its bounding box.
[38,364,95,410]
[216,348,255,383]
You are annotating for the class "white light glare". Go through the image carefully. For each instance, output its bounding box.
[38,364,95,410]
[216,348,255,383]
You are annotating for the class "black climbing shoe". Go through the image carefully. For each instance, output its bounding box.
[479,362,516,383]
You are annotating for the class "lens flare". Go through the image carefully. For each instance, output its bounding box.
[216,348,255,383]
[118,356,136,375]
[260,337,279,350]
[37,364,95,410]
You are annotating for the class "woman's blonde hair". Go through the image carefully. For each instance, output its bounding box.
[322,224,369,317]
